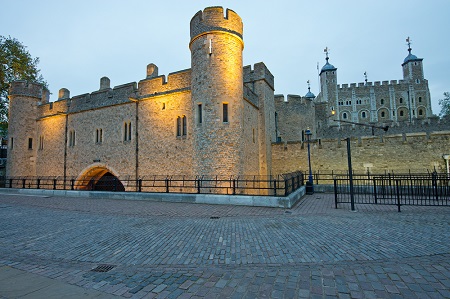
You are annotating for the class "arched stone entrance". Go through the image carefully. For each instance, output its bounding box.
[75,165,125,191]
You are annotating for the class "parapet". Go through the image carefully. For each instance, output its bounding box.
[190,6,243,40]
[243,62,274,90]
[8,80,48,102]
[138,69,191,97]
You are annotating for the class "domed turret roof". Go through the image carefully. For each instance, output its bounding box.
[321,61,336,72]
[305,90,315,99]
[402,38,423,65]
[403,53,418,63]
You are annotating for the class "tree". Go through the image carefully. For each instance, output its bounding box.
[0,35,47,136]
[438,92,450,118]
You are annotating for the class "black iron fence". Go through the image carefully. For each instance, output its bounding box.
[0,172,304,197]
[334,173,450,211]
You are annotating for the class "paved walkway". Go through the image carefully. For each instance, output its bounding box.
[0,192,449,298]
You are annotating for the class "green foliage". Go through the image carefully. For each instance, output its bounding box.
[438,92,450,118]
[0,35,47,136]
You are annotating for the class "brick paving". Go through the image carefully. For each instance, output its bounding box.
[0,191,449,298]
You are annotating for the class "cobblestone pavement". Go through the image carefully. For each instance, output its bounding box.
[0,192,449,298]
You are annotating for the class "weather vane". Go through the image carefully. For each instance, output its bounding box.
[406,36,412,54]
[324,47,330,60]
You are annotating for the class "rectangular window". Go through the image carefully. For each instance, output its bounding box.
[123,122,131,141]
[223,103,228,123]
[176,117,181,136]
[28,138,33,150]
[39,136,44,150]
[197,104,202,124]
[69,130,76,147]
[182,115,187,136]
[10,137,13,149]
[96,129,103,143]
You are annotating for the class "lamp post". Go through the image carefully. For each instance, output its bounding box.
[443,154,450,179]
[305,128,314,194]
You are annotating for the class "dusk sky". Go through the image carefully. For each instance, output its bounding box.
[2,0,449,114]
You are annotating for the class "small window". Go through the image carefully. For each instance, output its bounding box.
[123,122,132,141]
[39,136,44,150]
[342,112,348,119]
[223,103,229,123]
[393,111,395,117]
[419,97,422,103]
[381,111,385,118]
[412,110,415,116]
[416,79,420,84]
[252,128,255,143]
[162,103,166,110]
[182,115,187,136]
[400,110,404,117]
[176,116,181,136]
[380,99,384,105]
[96,129,103,143]
[49,102,53,110]
[69,130,76,147]
[399,98,403,104]
[361,111,366,118]
[10,137,13,149]
[28,138,33,149]
[419,109,423,116]
[197,104,202,124]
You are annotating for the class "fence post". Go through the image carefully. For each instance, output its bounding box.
[273,179,277,196]
[9,178,12,188]
[197,178,201,194]
[22,179,26,189]
[113,177,117,192]
[373,177,377,204]
[71,179,75,190]
[334,179,338,209]
[37,179,40,189]
[138,179,142,192]
[395,179,401,212]
[232,179,236,195]
[432,172,439,201]
[53,179,57,190]
[165,178,169,193]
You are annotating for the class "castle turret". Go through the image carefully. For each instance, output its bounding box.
[318,48,339,125]
[402,37,424,82]
[7,81,48,177]
[189,7,245,176]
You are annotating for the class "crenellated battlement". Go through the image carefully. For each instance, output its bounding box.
[243,62,274,90]
[274,94,313,105]
[8,80,49,103]
[190,6,243,41]
[138,68,191,98]
[337,79,413,90]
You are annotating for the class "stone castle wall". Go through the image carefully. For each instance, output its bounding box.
[272,131,450,175]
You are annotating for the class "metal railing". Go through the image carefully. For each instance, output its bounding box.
[334,173,450,211]
[0,172,304,197]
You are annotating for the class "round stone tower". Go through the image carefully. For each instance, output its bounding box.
[7,80,48,177]
[189,7,245,177]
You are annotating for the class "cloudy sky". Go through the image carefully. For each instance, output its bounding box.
[2,0,449,114]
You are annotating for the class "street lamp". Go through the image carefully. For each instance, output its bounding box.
[305,128,314,194]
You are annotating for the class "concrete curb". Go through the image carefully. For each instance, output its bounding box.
[0,186,305,208]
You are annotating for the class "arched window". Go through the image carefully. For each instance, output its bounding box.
[399,98,403,104]
[381,111,385,118]
[361,111,366,118]
[419,97,422,103]
[342,112,348,119]
[419,109,423,116]
[380,99,384,105]
[400,110,404,117]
